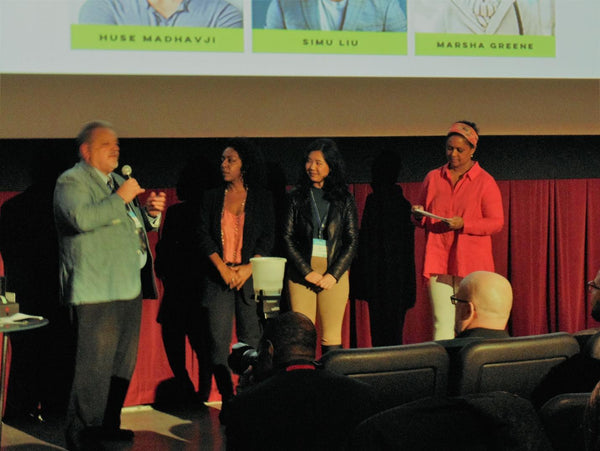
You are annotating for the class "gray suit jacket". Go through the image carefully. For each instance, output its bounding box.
[53,161,158,305]
[266,0,407,31]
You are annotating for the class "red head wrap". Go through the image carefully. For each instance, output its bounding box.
[448,122,478,148]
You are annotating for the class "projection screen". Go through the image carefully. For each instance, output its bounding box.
[1,0,598,78]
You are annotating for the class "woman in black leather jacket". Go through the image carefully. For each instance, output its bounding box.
[283,138,358,355]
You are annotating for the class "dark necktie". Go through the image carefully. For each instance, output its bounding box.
[108,176,147,253]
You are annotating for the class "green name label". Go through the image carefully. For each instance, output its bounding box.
[253,29,407,55]
[71,24,243,52]
[415,33,555,57]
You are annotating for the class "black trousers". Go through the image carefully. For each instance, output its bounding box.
[204,279,261,399]
[66,297,142,434]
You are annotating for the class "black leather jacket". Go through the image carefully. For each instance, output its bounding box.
[283,187,358,283]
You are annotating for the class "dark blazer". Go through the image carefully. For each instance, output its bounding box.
[198,185,275,292]
[283,188,359,283]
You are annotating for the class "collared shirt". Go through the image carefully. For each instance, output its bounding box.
[416,162,504,278]
[101,168,162,267]
[79,0,243,28]
[413,0,555,36]
[266,0,407,32]
[318,0,348,31]
[101,169,161,226]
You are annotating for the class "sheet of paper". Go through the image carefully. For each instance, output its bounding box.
[413,209,451,222]
[0,313,44,325]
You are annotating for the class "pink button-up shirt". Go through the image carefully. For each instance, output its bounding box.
[415,162,504,279]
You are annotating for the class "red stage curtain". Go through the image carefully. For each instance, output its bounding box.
[554,180,587,332]
[586,178,600,328]
[508,180,553,336]
[1,180,600,406]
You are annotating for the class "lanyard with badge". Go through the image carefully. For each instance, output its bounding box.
[109,175,147,255]
[310,190,328,258]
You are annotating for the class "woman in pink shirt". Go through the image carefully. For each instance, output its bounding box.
[411,121,504,340]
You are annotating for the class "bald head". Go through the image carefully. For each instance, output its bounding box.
[454,271,513,335]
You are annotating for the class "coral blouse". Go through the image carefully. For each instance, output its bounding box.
[221,209,245,265]
[415,162,504,279]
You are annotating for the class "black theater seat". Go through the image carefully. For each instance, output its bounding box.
[573,327,600,351]
[318,342,449,410]
[454,332,580,399]
[583,329,600,360]
[539,392,589,451]
[349,391,551,451]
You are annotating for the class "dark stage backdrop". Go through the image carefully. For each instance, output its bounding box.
[1,135,600,191]
[0,135,599,405]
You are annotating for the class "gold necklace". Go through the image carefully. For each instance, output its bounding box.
[220,187,247,263]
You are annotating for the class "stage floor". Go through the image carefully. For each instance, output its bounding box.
[1,403,225,450]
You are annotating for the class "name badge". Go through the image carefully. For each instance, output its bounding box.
[312,238,327,258]
[127,208,143,229]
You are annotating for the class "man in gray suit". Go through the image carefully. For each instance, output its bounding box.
[54,121,166,450]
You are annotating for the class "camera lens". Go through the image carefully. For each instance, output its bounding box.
[228,342,258,375]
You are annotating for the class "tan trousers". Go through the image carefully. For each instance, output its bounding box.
[288,257,349,346]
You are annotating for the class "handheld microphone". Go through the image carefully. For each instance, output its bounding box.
[120,165,140,207]
[121,165,132,179]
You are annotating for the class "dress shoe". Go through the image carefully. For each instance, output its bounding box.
[84,426,134,441]
[99,428,134,441]
[65,427,105,451]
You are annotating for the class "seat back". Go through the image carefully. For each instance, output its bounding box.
[539,392,589,451]
[455,332,580,399]
[319,342,449,410]
[573,327,600,351]
[350,391,552,451]
[584,330,600,360]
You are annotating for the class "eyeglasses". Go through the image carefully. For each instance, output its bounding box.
[450,295,470,305]
[587,281,600,293]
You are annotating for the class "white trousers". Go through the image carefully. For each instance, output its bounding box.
[428,274,463,340]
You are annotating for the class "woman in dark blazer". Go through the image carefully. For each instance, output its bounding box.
[283,138,358,355]
[197,139,274,401]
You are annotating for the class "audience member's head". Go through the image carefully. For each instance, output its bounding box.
[254,312,317,375]
[589,269,600,322]
[453,271,513,336]
[224,311,380,451]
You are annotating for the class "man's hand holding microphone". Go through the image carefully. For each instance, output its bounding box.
[117,165,166,217]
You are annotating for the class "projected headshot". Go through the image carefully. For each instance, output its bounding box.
[78,0,243,28]
[259,0,407,32]
[413,0,555,35]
